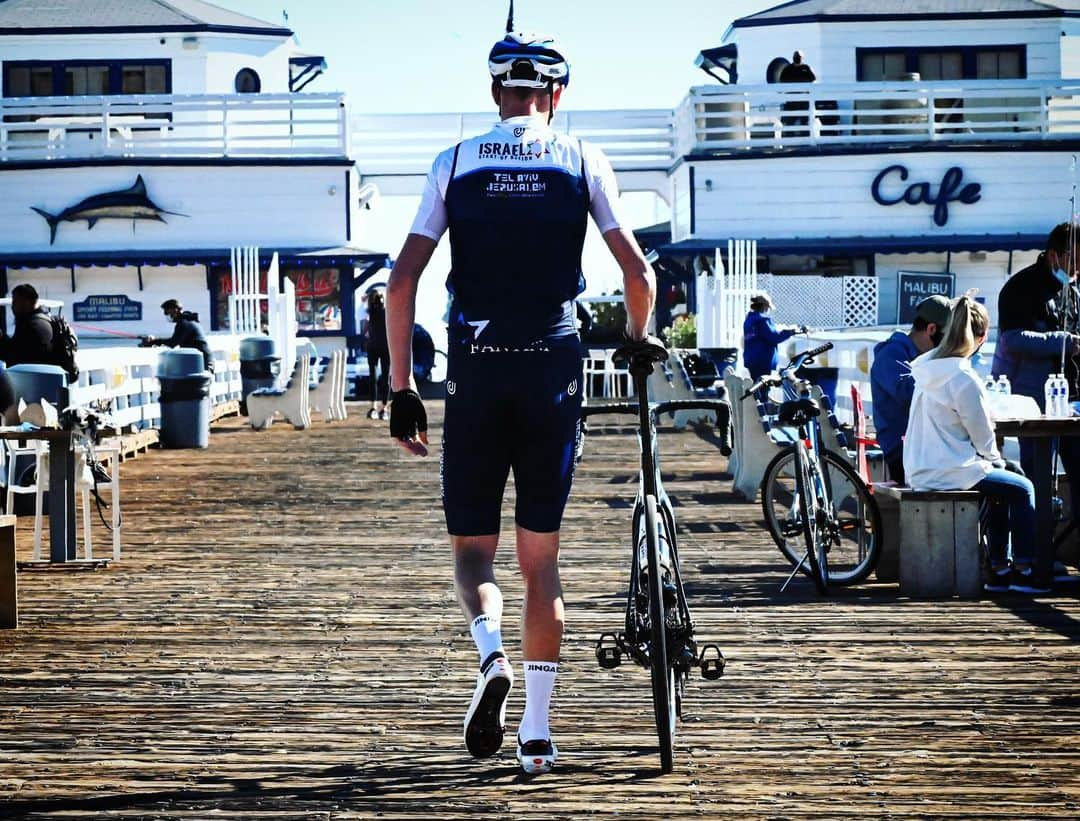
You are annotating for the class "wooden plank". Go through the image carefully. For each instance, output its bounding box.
[0,514,15,629]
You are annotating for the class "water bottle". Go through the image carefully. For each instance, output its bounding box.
[997,375,1011,395]
[1045,374,1056,417]
[1059,374,1072,417]
[985,375,997,394]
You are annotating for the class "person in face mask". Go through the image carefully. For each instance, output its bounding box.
[993,221,1080,483]
[870,294,952,484]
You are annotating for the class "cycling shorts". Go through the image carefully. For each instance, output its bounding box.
[441,336,583,535]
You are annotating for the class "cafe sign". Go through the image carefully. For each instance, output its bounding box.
[871,164,982,227]
[73,294,143,322]
[897,271,954,324]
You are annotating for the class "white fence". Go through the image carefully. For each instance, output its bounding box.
[761,275,879,329]
[675,79,1080,152]
[69,335,244,430]
[0,93,348,162]
[352,108,676,174]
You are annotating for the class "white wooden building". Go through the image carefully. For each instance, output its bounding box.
[0,0,386,344]
[660,0,1080,330]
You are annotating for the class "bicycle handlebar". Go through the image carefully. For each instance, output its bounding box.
[741,341,835,398]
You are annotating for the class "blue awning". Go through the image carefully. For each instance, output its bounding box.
[659,233,1047,256]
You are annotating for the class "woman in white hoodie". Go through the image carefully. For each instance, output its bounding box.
[905,296,1044,594]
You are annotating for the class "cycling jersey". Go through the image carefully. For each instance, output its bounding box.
[410,115,622,535]
[410,115,622,347]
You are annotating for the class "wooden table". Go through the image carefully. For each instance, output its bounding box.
[995,416,1080,587]
[0,429,75,564]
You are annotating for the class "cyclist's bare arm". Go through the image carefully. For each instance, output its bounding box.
[386,233,438,393]
[603,227,655,341]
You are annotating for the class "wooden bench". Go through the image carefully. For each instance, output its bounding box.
[875,485,983,598]
[1,514,16,629]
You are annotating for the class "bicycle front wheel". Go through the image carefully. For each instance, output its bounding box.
[793,444,828,594]
[643,494,675,773]
[761,447,883,587]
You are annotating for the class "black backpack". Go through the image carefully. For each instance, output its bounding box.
[48,314,79,381]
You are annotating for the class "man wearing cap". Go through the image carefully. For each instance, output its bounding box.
[870,294,952,484]
[742,292,806,380]
[141,299,213,372]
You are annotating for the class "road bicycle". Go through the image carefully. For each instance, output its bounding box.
[750,342,882,594]
[579,338,728,774]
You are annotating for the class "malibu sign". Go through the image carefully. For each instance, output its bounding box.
[871,164,982,227]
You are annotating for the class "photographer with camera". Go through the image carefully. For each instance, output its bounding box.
[140,299,213,372]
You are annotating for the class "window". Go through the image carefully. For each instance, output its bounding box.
[65,65,110,96]
[3,60,171,98]
[288,268,342,332]
[235,68,261,94]
[857,46,1026,81]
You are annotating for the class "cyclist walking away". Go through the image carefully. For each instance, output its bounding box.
[385,24,655,774]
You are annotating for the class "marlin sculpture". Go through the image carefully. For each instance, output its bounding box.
[31,175,187,245]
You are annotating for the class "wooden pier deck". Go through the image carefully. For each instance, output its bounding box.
[2,403,1080,818]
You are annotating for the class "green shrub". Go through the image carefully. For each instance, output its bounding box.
[663,314,697,349]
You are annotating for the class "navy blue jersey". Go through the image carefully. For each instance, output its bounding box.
[410,116,622,347]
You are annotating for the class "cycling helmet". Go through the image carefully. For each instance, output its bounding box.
[488,32,570,89]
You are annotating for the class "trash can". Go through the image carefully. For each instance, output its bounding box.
[7,363,69,410]
[6,363,69,515]
[157,348,211,449]
[238,336,280,411]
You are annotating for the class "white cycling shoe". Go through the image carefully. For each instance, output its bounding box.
[517,737,558,775]
[463,653,513,758]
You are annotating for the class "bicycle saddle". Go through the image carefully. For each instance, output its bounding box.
[611,336,669,368]
[777,397,820,425]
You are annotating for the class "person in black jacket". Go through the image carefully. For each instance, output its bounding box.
[364,289,389,420]
[141,299,214,372]
[779,50,817,138]
[0,283,55,368]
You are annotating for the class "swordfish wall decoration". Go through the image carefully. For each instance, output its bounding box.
[31,175,187,245]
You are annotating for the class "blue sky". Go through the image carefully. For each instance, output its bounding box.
[224,0,775,112]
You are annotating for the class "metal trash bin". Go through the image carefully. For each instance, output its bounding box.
[157,348,211,449]
[239,336,280,412]
[7,363,69,409]
[5,364,69,514]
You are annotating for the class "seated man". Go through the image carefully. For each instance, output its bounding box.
[870,295,951,484]
[993,221,1080,484]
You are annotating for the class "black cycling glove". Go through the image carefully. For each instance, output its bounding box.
[389,389,427,440]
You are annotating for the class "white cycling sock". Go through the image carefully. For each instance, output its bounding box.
[469,614,505,667]
[519,660,558,742]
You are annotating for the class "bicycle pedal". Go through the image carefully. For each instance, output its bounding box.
[699,644,726,680]
[595,632,622,669]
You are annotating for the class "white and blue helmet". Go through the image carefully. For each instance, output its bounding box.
[488,32,570,89]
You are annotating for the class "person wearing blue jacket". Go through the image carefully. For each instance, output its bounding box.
[870,295,952,484]
[993,222,1080,483]
[742,293,806,379]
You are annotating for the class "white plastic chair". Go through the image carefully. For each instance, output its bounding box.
[247,353,312,430]
[310,350,347,422]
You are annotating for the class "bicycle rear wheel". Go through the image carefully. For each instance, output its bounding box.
[761,447,883,586]
[643,494,675,773]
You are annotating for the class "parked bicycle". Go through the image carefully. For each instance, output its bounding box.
[579,338,728,774]
[749,342,882,594]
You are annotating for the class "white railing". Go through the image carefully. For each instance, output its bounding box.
[352,108,675,174]
[676,79,1080,152]
[0,92,348,162]
[69,336,244,430]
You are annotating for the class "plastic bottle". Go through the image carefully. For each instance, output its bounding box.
[997,375,1011,395]
[638,524,673,579]
[1045,374,1056,417]
[1059,374,1072,418]
[985,375,997,394]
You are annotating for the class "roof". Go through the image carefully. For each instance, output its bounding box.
[734,0,1080,29]
[0,246,390,269]
[0,0,293,37]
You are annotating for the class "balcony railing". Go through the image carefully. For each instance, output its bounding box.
[352,109,675,174]
[0,92,348,162]
[676,79,1080,153]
